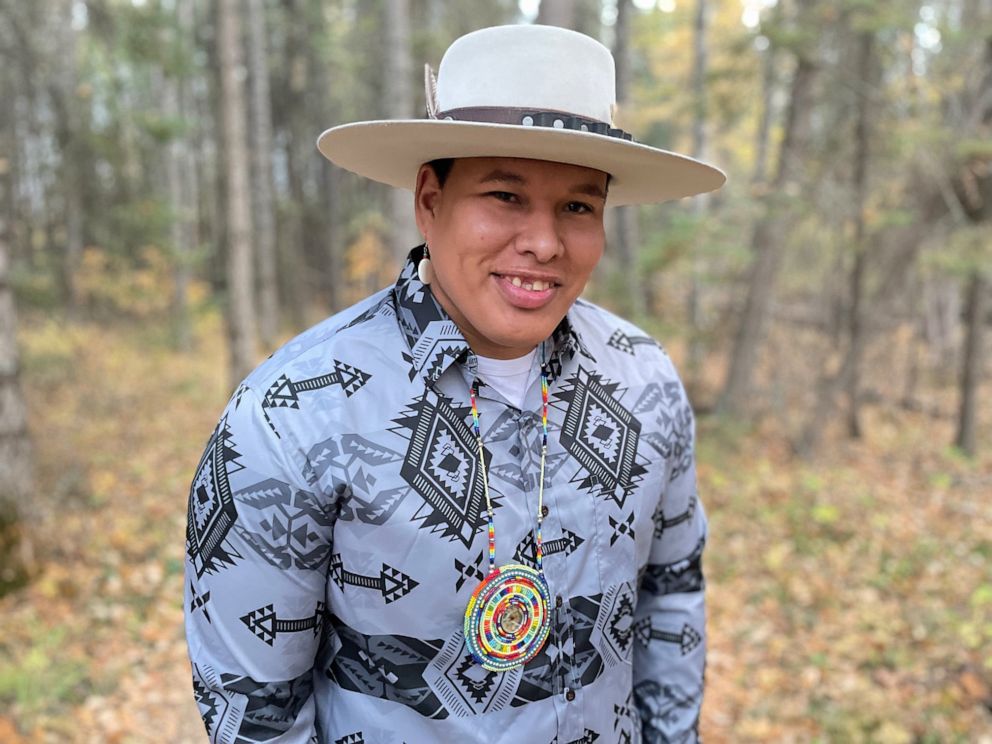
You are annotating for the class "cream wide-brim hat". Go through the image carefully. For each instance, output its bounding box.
[317,24,725,207]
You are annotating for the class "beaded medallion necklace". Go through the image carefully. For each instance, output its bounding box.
[463,365,552,672]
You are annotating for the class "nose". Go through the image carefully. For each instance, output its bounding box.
[516,206,564,262]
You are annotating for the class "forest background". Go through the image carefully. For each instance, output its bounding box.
[0,0,990,741]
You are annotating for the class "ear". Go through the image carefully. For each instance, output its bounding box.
[414,163,442,241]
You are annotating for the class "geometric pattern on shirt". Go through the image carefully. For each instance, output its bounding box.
[606,329,659,356]
[233,478,333,571]
[187,414,244,577]
[555,367,644,509]
[633,618,702,656]
[512,592,606,707]
[512,528,585,568]
[393,390,490,548]
[424,629,523,717]
[613,689,635,744]
[454,550,486,592]
[335,734,364,744]
[591,581,636,668]
[260,360,372,409]
[634,381,693,483]
[609,512,635,546]
[633,679,700,744]
[640,537,706,596]
[652,492,697,540]
[218,669,315,742]
[193,663,242,744]
[189,581,212,624]
[306,435,407,526]
[330,554,419,604]
[324,589,627,718]
[240,600,325,647]
[551,731,600,744]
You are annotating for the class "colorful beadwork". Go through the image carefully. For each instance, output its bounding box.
[464,361,552,672]
[464,563,551,672]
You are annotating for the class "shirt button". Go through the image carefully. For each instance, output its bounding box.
[565,688,575,702]
[555,595,563,608]
[541,505,549,518]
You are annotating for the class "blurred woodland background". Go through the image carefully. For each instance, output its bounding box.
[0,0,990,741]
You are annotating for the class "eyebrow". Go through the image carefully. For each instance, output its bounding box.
[479,169,608,201]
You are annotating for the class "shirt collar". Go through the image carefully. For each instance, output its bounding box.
[390,246,589,387]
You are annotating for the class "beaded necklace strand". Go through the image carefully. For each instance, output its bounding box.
[463,362,553,672]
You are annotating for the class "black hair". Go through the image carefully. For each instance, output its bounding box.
[427,156,611,194]
[427,158,455,187]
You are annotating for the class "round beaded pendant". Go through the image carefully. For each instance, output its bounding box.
[463,564,551,672]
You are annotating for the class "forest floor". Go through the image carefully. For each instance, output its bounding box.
[1,313,991,743]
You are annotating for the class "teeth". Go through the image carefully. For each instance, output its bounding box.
[506,276,552,291]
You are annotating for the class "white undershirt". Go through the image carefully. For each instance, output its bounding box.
[475,348,539,410]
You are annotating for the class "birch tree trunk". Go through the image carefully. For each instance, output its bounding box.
[718,0,819,416]
[0,153,35,585]
[247,0,279,350]
[218,0,258,387]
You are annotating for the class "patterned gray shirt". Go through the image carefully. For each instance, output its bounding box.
[185,249,707,744]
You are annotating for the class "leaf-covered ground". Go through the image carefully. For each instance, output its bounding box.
[1,316,990,743]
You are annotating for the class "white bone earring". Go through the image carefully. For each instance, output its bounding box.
[417,245,433,285]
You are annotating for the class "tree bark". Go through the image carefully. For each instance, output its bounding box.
[0,147,35,587]
[610,0,644,320]
[385,0,418,261]
[54,0,83,320]
[840,30,877,439]
[164,0,199,351]
[956,270,989,456]
[537,0,576,29]
[218,0,258,387]
[686,0,710,387]
[718,43,818,415]
[247,0,279,350]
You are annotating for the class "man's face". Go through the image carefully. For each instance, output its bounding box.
[414,157,608,360]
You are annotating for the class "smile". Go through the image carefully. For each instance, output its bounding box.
[496,274,560,292]
[493,273,560,310]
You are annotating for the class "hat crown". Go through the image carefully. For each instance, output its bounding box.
[435,25,616,125]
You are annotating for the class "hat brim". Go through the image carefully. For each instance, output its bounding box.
[317,120,725,207]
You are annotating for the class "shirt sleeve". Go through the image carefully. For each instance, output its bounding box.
[185,384,334,743]
[632,381,708,743]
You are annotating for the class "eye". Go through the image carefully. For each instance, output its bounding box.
[488,191,519,203]
[565,201,594,214]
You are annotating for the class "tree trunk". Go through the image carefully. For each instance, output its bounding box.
[385,0,418,261]
[537,0,576,28]
[218,0,258,387]
[55,0,83,320]
[718,3,819,416]
[845,31,876,439]
[686,0,710,388]
[247,0,280,350]
[164,0,199,351]
[955,271,989,456]
[0,151,35,589]
[610,0,644,320]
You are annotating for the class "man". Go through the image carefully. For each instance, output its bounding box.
[186,24,724,744]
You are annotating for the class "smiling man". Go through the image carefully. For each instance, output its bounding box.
[185,24,724,744]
